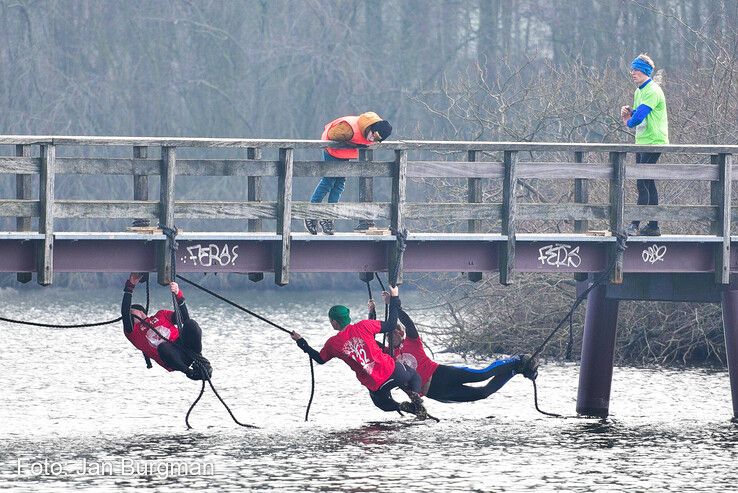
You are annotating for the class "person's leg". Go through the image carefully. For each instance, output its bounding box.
[176,319,202,354]
[327,177,346,203]
[426,361,518,403]
[438,357,520,385]
[310,177,336,203]
[428,372,515,402]
[369,387,401,412]
[636,152,661,230]
[157,342,191,373]
[391,362,422,394]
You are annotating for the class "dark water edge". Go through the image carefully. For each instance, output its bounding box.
[1,288,737,492]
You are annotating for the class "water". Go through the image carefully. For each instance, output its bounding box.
[1,286,737,491]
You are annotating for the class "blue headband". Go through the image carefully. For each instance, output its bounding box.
[631,58,653,77]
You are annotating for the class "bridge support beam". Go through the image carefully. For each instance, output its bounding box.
[576,282,619,418]
[720,287,738,419]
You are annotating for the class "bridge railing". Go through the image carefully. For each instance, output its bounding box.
[0,136,734,284]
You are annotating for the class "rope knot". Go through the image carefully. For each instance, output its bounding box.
[160,224,179,252]
[391,227,408,252]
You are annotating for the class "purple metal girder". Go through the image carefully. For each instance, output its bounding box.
[55,240,156,272]
[624,241,714,273]
[290,240,388,272]
[516,242,607,273]
[0,240,36,272]
[403,241,498,272]
[177,240,273,273]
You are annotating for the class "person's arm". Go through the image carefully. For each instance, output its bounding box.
[326,120,354,141]
[170,282,190,323]
[398,309,419,339]
[368,299,377,320]
[291,331,326,364]
[121,273,141,334]
[380,286,401,333]
[626,104,652,128]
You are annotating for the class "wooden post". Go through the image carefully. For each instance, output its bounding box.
[714,153,732,284]
[357,148,375,230]
[721,287,738,419]
[157,146,176,285]
[574,151,589,282]
[609,151,626,284]
[274,147,294,286]
[467,150,483,282]
[132,146,150,227]
[499,150,518,285]
[16,144,32,283]
[576,281,620,417]
[37,144,55,286]
[389,149,407,286]
[247,147,264,282]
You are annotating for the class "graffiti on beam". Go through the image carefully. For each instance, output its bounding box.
[642,244,666,264]
[537,244,581,268]
[182,244,239,267]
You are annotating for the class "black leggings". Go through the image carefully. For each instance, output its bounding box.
[426,357,518,403]
[634,152,660,227]
[157,319,203,373]
[369,362,422,412]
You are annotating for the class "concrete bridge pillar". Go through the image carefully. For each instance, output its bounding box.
[576,282,619,418]
[720,288,738,419]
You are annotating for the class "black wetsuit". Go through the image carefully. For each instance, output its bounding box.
[296,296,422,412]
[121,280,203,373]
[397,309,520,403]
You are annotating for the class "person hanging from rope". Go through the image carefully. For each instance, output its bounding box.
[369,293,539,403]
[290,285,430,420]
[121,272,212,380]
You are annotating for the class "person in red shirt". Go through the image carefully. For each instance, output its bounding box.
[121,272,212,380]
[369,293,538,403]
[304,112,392,235]
[291,285,429,419]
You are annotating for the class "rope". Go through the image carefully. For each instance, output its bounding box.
[0,315,121,328]
[160,225,259,429]
[175,273,316,421]
[528,231,628,417]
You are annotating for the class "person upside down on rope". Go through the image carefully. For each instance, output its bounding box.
[122,272,212,380]
[291,285,430,420]
[369,293,539,403]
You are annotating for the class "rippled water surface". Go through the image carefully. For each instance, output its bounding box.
[1,286,737,492]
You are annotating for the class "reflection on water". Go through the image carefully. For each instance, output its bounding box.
[1,287,737,491]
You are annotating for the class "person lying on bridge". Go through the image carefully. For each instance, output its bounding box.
[369,294,539,403]
[291,285,430,420]
[305,111,392,235]
[122,272,212,380]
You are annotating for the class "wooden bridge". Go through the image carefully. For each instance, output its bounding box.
[1,135,737,420]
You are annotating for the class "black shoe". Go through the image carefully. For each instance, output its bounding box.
[625,223,639,236]
[517,354,539,380]
[409,392,428,421]
[319,219,335,235]
[186,355,213,381]
[354,220,375,231]
[640,224,661,236]
[399,401,414,414]
[304,219,318,235]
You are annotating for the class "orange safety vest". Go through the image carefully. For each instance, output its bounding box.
[321,116,373,159]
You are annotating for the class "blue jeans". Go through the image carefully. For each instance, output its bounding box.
[310,151,347,203]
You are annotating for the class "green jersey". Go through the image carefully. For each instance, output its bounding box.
[633,80,669,144]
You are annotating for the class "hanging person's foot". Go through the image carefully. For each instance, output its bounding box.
[186,355,213,380]
[319,219,335,235]
[625,222,640,236]
[304,219,319,235]
[409,392,428,421]
[516,354,539,380]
